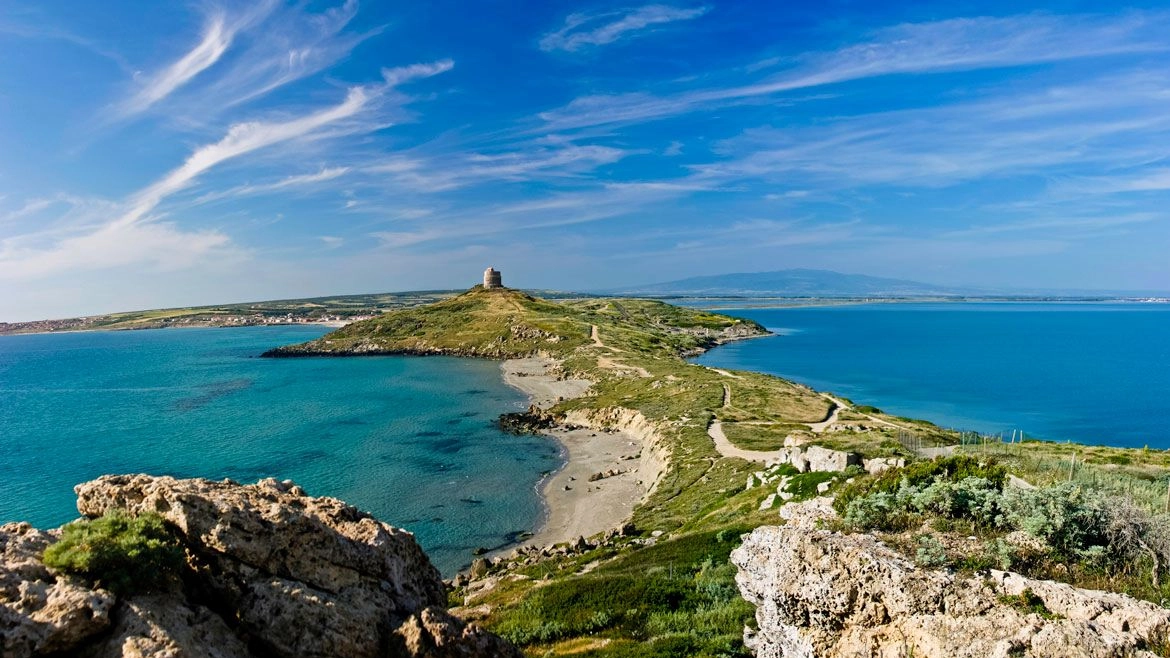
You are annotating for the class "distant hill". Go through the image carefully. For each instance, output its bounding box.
[615,269,973,297]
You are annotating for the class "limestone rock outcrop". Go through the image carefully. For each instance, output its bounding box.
[732,503,1170,658]
[0,523,115,657]
[1,475,521,658]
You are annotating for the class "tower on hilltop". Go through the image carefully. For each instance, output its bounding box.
[483,267,503,289]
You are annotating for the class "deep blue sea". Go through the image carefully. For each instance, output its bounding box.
[695,303,1170,449]
[0,326,559,574]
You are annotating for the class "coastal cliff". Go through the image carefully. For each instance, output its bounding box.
[0,475,520,658]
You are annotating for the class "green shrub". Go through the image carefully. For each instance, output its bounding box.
[908,476,1003,527]
[43,510,184,595]
[914,535,948,568]
[1000,483,1109,562]
[833,455,1006,515]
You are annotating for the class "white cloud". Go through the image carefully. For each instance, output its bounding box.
[116,1,372,120]
[539,12,1170,130]
[117,87,371,229]
[689,72,1170,189]
[205,0,367,110]
[0,220,235,280]
[1,56,455,283]
[191,167,351,205]
[365,143,629,192]
[0,198,55,223]
[540,4,708,52]
[382,59,456,86]
[120,9,250,116]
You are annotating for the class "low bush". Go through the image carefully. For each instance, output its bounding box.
[43,510,185,595]
[838,460,1170,596]
[833,455,1006,516]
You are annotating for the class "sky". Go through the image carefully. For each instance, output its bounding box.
[2,1,1169,320]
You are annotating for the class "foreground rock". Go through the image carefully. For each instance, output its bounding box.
[732,501,1170,658]
[2,475,521,658]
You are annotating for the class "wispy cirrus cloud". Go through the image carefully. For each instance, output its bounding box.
[191,167,352,205]
[539,11,1170,129]
[202,0,369,110]
[539,4,708,52]
[1,57,454,281]
[118,7,262,117]
[366,142,628,192]
[116,1,371,120]
[115,87,371,229]
[692,72,1170,190]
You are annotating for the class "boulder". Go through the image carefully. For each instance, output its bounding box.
[1,475,520,658]
[732,506,1170,658]
[0,523,116,657]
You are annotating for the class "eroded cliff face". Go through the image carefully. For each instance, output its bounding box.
[1,475,521,658]
[732,500,1170,658]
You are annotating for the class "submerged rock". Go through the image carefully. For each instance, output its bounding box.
[732,504,1170,658]
[2,475,521,658]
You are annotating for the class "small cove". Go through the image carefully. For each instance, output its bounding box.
[0,326,560,574]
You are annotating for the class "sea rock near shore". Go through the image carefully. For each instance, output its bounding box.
[732,502,1170,658]
[1,475,521,658]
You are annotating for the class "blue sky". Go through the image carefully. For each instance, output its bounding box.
[2,1,1169,319]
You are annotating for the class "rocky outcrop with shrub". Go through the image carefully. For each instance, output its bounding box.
[1,474,521,658]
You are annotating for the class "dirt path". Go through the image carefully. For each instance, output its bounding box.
[706,367,744,380]
[707,418,788,463]
[807,402,841,434]
[590,324,604,348]
[721,383,731,408]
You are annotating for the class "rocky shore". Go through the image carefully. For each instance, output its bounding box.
[0,475,519,658]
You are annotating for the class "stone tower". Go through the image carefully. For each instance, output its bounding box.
[483,267,503,289]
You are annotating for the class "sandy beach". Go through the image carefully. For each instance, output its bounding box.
[501,357,660,547]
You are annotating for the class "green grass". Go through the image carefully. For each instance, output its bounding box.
[720,422,807,451]
[961,440,1170,511]
[488,529,755,657]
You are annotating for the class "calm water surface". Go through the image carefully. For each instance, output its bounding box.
[0,326,559,574]
[695,303,1170,448]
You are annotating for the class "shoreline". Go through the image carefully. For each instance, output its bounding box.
[0,320,350,338]
[500,357,659,549]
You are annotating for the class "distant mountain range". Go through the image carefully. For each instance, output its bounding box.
[611,269,1167,298]
[612,269,974,297]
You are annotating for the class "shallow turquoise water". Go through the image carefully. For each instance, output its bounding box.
[695,303,1170,449]
[0,326,559,574]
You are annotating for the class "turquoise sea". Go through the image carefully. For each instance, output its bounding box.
[0,326,559,574]
[695,302,1170,449]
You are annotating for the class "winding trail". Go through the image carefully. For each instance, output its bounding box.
[706,385,941,462]
[807,402,841,434]
[707,419,788,463]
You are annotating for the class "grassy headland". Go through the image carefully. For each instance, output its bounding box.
[268,285,1170,657]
